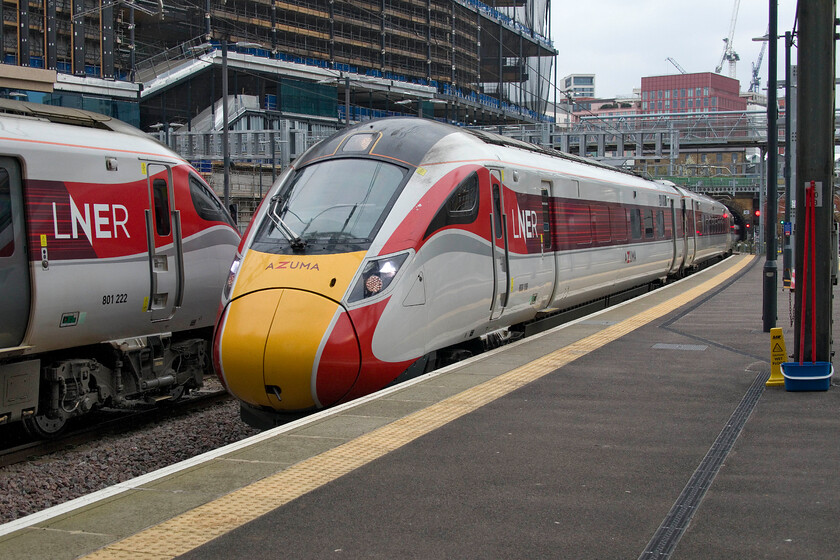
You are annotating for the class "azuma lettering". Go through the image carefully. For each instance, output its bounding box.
[265,261,321,271]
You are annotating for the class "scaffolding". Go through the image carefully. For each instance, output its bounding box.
[0,0,555,125]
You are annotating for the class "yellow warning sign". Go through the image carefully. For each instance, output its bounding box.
[767,327,786,387]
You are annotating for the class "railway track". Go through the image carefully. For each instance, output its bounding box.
[0,389,231,469]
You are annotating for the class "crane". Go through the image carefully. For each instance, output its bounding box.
[715,0,741,78]
[749,26,769,93]
[666,57,687,74]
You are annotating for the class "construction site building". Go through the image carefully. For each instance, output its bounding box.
[0,0,557,129]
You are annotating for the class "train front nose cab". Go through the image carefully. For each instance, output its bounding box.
[218,289,361,411]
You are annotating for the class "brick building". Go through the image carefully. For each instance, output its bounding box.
[640,72,746,114]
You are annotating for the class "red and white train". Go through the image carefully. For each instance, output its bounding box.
[214,118,733,427]
[0,100,240,436]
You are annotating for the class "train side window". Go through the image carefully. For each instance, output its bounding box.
[447,172,478,217]
[0,168,12,257]
[630,208,642,240]
[152,178,171,237]
[592,204,610,244]
[423,172,479,239]
[610,206,628,242]
[570,204,591,246]
[656,210,665,238]
[189,174,236,227]
[644,209,654,239]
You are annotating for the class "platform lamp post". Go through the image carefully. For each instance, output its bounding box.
[762,0,779,332]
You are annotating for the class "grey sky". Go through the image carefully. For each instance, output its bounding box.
[550,0,804,98]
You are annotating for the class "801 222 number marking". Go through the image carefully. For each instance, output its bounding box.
[102,294,128,305]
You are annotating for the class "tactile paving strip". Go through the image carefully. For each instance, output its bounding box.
[83,255,753,560]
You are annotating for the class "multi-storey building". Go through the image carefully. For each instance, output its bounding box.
[640,72,746,114]
[560,74,595,98]
[0,0,556,129]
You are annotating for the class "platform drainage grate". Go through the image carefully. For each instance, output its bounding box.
[638,369,769,559]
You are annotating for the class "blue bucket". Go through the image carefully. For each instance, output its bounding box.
[780,362,833,391]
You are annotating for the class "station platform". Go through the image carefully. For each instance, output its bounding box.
[2,253,839,560]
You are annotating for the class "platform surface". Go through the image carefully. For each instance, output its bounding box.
[1,254,838,560]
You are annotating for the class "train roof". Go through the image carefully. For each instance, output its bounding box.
[0,99,148,138]
[297,117,652,184]
[462,127,648,181]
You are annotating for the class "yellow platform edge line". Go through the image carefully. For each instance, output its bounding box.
[82,255,753,560]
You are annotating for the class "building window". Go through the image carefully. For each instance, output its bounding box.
[687,99,693,108]
[703,87,709,96]
[704,97,709,107]
[642,91,648,100]
[687,88,692,97]
[657,100,662,110]
[673,89,678,98]
[680,89,686,98]
[695,88,702,96]
[711,97,717,106]
[657,90,663,99]
[665,90,670,99]
[681,99,685,109]
[642,101,648,110]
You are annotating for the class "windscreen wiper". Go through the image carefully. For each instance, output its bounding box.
[268,195,306,251]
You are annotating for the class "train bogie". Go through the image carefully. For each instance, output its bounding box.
[215,118,732,428]
[0,101,240,435]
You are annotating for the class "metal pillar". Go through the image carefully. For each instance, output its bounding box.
[782,32,793,289]
[222,40,230,213]
[763,0,778,332]
[344,75,350,128]
[793,0,835,362]
[129,6,135,81]
[759,147,765,255]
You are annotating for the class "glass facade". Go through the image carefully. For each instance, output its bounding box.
[0,89,140,126]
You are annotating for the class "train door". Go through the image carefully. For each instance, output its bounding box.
[540,181,558,308]
[685,199,697,266]
[668,199,679,274]
[144,162,185,322]
[488,168,510,321]
[0,157,30,347]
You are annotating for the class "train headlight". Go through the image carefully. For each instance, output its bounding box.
[223,253,242,302]
[349,253,408,302]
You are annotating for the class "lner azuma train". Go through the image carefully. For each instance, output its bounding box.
[0,101,240,436]
[214,118,733,428]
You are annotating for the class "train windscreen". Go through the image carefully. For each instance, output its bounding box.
[252,158,407,255]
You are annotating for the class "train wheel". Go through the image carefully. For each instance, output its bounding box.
[22,412,68,438]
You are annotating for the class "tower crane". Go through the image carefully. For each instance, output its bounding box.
[666,57,687,74]
[749,27,769,93]
[715,0,741,78]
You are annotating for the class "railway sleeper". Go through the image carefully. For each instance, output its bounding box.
[18,334,209,438]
